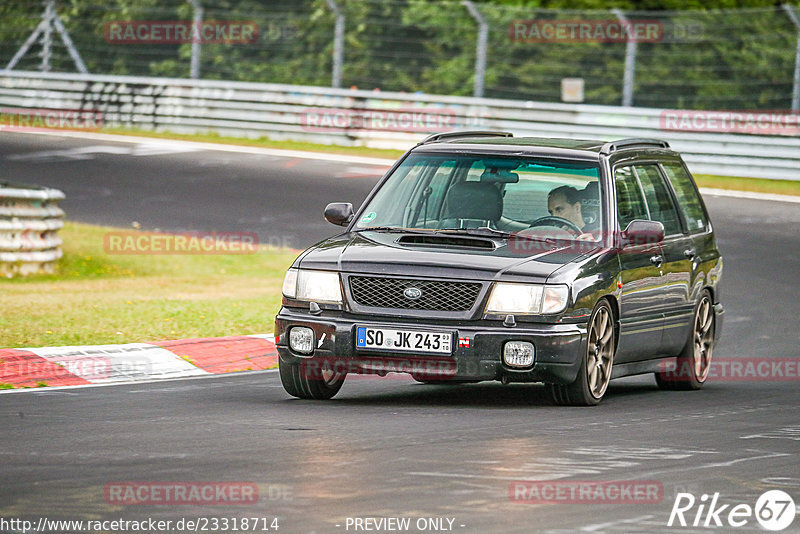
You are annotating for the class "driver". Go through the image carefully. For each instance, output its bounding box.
[547,185,597,240]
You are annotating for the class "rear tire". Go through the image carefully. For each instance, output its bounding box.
[279,358,346,400]
[655,291,715,391]
[548,299,615,406]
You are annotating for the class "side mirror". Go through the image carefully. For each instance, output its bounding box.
[324,202,353,227]
[621,219,664,247]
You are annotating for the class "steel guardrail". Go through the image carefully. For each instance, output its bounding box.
[1,70,799,180]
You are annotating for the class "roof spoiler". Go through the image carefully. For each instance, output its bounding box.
[600,138,670,155]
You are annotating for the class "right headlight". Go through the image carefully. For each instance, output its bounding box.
[486,283,569,315]
[281,268,342,304]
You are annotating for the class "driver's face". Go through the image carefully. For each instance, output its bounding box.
[548,193,585,229]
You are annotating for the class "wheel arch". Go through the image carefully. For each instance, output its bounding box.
[600,293,621,353]
[703,285,715,304]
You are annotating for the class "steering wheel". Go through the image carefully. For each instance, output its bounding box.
[528,216,583,236]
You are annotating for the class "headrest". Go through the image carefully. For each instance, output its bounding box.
[443,181,503,221]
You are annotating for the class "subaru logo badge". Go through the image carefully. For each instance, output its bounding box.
[403,287,423,300]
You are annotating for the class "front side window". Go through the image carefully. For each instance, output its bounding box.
[354,153,603,240]
[614,166,649,230]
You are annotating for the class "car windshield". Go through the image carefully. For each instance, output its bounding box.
[354,153,603,241]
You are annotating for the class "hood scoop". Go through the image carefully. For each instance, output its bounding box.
[396,234,496,250]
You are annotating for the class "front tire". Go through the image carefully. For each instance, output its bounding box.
[655,291,715,390]
[548,299,616,406]
[279,358,346,400]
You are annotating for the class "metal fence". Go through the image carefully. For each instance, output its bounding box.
[2,0,800,111]
[2,70,800,180]
[0,182,64,277]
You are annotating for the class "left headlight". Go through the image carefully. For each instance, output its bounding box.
[282,268,342,304]
[486,283,569,315]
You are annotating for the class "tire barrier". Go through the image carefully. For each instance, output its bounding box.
[0,182,64,277]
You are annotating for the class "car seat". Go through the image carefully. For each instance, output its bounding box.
[441,181,503,228]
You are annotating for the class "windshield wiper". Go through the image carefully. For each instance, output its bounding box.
[351,226,439,235]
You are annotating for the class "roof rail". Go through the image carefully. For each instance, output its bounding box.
[419,130,513,145]
[600,138,670,155]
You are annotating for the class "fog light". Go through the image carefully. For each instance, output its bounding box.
[503,341,534,368]
[289,327,314,355]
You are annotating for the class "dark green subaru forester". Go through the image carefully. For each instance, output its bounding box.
[275,132,723,406]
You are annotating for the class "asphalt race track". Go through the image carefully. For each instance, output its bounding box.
[1,132,799,533]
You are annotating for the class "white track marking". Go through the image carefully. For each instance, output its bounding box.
[700,187,800,204]
[16,130,396,166]
[0,368,279,395]
[27,343,209,383]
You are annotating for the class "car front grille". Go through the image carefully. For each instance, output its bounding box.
[349,276,482,311]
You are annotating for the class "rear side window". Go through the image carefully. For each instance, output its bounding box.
[633,165,683,236]
[661,163,709,233]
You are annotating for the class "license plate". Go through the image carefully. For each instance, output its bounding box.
[356,326,452,354]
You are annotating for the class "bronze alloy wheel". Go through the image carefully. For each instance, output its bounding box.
[586,303,615,399]
[548,299,616,406]
[656,291,715,390]
[692,295,715,383]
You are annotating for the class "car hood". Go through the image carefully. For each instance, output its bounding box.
[295,230,595,282]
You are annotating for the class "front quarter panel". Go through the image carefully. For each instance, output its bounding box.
[548,250,621,324]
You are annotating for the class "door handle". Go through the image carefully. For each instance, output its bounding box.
[684,248,696,259]
[650,255,663,267]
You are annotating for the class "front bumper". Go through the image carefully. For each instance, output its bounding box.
[275,307,588,384]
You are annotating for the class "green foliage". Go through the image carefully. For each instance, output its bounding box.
[1,0,798,109]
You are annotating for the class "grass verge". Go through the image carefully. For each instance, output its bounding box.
[693,174,800,196]
[0,222,297,348]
